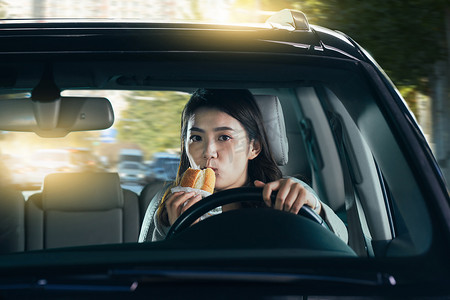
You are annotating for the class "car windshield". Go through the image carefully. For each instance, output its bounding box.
[0,69,435,255]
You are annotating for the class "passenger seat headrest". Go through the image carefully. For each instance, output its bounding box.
[253,95,289,166]
[42,172,124,211]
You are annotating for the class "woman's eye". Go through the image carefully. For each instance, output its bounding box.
[189,135,201,142]
[218,135,232,141]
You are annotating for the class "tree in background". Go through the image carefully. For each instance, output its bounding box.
[293,0,447,91]
[230,0,447,91]
[0,1,7,19]
[116,91,189,159]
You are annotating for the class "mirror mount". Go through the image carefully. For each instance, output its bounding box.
[31,65,62,131]
[31,64,61,103]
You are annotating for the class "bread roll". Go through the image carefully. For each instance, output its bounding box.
[180,168,215,194]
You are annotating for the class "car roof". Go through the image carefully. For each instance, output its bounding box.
[0,19,368,93]
[0,21,363,59]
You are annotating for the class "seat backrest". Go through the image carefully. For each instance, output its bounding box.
[254,95,289,166]
[25,172,139,250]
[138,179,166,226]
[0,186,25,253]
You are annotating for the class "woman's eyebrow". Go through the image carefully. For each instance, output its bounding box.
[214,126,235,132]
[189,127,204,133]
[189,126,235,132]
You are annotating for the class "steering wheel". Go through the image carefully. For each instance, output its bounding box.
[166,186,329,239]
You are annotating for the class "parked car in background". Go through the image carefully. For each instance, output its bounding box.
[148,152,180,182]
[117,161,147,184]
[118,148,144,164]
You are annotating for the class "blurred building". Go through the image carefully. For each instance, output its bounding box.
[3,0,235,22]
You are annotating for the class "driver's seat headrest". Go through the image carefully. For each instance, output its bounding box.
[253,95,289,166]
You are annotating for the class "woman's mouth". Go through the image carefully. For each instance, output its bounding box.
[205,166,218,174]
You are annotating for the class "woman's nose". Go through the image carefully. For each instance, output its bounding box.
[203,140,218,159]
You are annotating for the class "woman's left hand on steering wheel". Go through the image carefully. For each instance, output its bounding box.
[254,178,321,215]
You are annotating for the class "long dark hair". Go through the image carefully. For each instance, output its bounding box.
[157,89,282,226]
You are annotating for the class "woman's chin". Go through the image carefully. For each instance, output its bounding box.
[214,182,226,192]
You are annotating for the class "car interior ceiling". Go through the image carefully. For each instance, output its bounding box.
[0,55,360,92]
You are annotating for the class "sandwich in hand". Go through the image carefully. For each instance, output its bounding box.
[171,167,216,198]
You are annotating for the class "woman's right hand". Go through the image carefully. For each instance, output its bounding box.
[165,191,202,225]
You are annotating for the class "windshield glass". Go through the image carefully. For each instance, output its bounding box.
[0,78,433,259]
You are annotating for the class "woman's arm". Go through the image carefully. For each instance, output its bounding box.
[319,202,348,243]
[151,210,170,241]
[139,184,203,242]
[138,186,168,242]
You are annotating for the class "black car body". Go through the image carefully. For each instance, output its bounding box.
[0,9,449,299]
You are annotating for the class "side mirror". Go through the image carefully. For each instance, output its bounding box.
[0,97,114,137]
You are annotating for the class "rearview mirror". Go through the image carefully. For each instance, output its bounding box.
[0,97,114,137]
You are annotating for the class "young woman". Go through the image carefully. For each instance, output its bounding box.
[139,89,348,243]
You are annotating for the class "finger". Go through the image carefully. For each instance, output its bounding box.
[166,191,183,200]
[166,192,197,216]
[165,192,189,225]
[274,186,289,211]
[302,190,321,214]
[262,181,282,207]
[166,191,196,207]
[283,184,302,212]
[178,192,202,211]
[253,180,265,187]
[180,194,203,214]
[272,180,294,210]
[164,192,182,210]
[289,188,308,214]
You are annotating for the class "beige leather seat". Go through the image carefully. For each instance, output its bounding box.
[25,172,139,250]
[0,187,25,253]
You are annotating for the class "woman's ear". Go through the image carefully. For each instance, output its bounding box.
[248,140,261,160]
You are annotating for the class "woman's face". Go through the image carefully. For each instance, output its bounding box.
[185,107,260,191]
